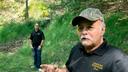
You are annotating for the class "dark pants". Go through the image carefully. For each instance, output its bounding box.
[33,47,42,69]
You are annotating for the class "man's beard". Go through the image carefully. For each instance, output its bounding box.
[80,38,96,52]
[85,43,95,49]
[81,42,95,49]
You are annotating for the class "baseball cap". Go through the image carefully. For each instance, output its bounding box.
[72,8,104,26]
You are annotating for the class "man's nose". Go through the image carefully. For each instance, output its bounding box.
[81,28,88,35]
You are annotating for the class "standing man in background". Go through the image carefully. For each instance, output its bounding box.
[29,23,45,71]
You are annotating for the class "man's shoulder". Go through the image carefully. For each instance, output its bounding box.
[107,44,127,60]
[70,42,83,55]
[107,45,124,54]
[107,44,128,71]
[39,30,44,34]
[72,42,82,50]
[31,30,35,33]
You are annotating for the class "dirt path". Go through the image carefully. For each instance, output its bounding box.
[0,39,23,52]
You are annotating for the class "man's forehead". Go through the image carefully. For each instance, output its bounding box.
[78,20,94,27]
[35,23,39,26]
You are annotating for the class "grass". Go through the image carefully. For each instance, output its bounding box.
[105,12,128,53]
[0,12,79,71]
[0,18,50,44]
[0,0,128,71]
[0,41,35,72]
[0,21,34,44]
[42,13,79,65]
[0,11,127,72]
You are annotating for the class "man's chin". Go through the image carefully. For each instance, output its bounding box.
[81,40,94,47]
[81,41,89,46]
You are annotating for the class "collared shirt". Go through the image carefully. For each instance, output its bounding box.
[66,40,128,72]
[30,30,45,47]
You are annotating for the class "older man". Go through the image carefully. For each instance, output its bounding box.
[42,8,128,72]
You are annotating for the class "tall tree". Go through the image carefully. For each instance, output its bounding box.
[25,0,29,20]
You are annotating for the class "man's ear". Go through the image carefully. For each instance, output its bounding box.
[76,26,80,36]
[101,26,105,36]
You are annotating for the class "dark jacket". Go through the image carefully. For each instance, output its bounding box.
[30,30,45,47]
[66,41,128,72]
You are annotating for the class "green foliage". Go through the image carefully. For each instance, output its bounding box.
[0,18,49,44]
[0,0,128,71]
[0,11,127,71]
[42,12,79,65]
[0,0,10,10]
[0,41,35,72]
[29,0,49,19]
[0,21,34,43]
[105,12,128,53]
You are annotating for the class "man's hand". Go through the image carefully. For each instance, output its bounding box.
[29,39,33,48]
[38,45,42,50]
[41,64,67,72]
[41,64,57,72]
[55,68,67,72]
[30,45,33,48]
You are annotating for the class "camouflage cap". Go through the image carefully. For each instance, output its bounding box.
[72,8,104,26]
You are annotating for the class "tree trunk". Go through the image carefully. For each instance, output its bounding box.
[25,0,29,20]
